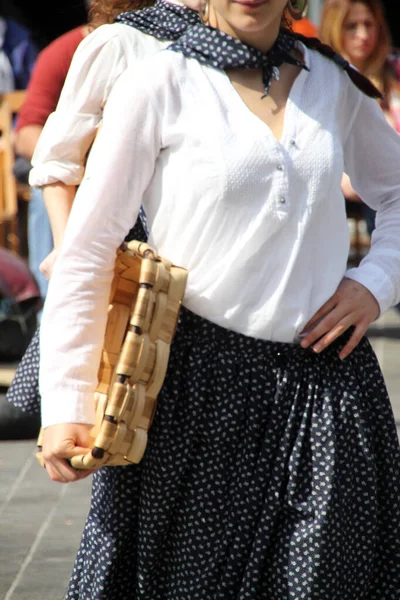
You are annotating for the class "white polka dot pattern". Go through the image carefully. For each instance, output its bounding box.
[6,327,40,413]
[65,308,400,599]
[115,0,201,41]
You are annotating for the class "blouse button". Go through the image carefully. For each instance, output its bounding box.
[277,164,283,171]
[279,196,286,204]
[290,139,296,147]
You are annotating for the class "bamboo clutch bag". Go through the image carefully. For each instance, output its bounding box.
[36,240,188,470]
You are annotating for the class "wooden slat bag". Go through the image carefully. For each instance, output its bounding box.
[36,240,187,469]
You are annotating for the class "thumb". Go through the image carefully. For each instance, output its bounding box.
[56,436,93,459]
[67,444,93,457]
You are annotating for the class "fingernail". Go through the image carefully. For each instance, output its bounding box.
[313,344,322,353]
[300,340,308,348]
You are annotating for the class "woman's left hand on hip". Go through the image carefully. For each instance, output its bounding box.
[299,278,380,360]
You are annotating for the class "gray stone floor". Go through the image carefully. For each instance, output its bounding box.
[0,441,91,600]
[1,308,399,600]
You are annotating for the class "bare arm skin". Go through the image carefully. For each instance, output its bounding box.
[38,183,76,279]
[43,182,76,247]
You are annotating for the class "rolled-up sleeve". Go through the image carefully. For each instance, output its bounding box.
[343,91,400,313]
[29,25,130,187]
[39,69,162,427]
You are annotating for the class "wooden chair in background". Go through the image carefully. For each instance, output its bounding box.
[0,91,28,255]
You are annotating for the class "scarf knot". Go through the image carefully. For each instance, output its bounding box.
[168,25,309,97]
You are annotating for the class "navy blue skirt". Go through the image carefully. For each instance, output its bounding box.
[59,307,400,599]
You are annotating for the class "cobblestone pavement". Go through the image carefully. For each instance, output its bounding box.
[1,308,399,600]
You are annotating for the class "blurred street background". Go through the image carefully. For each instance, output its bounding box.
[1,0,400,598]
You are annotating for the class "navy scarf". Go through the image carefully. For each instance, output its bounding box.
[115,0,201,40]
[168,25,308,97]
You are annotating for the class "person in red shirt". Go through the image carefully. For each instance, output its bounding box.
[14,25,89,303]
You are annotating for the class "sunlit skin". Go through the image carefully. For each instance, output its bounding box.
[341,2,378,71]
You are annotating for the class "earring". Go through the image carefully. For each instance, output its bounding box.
[286,0,307,20]
[200,0,210,25]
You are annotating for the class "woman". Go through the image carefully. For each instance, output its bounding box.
[32,0,201,260]
[320,0,400,235]
[5,0,201,412]
[38,0,400,597]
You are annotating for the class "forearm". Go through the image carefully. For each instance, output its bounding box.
[14,125,43,161]
[43,182,76,247]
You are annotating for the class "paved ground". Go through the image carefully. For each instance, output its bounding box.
[1,308,399,600]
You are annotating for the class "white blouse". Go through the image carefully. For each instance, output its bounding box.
[30,22,168,186]
[39,44,400,428]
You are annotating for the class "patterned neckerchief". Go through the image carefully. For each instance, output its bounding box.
[115,0,201,40]
[168,25,309,97]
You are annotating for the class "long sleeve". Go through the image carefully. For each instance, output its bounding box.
[29,24,161,187]
[39,69,162,427]
[343,91,400,313]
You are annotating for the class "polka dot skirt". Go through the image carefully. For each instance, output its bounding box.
[66,308,400,599]
[6,326,41,414]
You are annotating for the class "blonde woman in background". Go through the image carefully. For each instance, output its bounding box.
[320,0,400,236]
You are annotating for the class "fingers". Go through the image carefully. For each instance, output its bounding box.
[42,424,96,483]
[300,306,351,351]
[299,278,379,358]
[337,324,366,360]
[301,297,337,333]
[43,457,94,483]
[43,445,96,483]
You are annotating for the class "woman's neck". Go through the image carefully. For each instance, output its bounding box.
[209,11,282,53]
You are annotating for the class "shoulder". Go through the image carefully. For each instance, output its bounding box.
[300,42,347,81]
[119,49,187,86]
[77,22,165,61]
[108,49,187,109]
[300,42,362,104]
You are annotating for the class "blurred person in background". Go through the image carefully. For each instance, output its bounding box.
[320,0,400,237]
[14,21,91,302]
[6,0,201,416]
[0,16,14,92]
[0,15,38,89]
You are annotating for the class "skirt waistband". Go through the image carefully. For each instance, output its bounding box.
[177,306,356,362]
